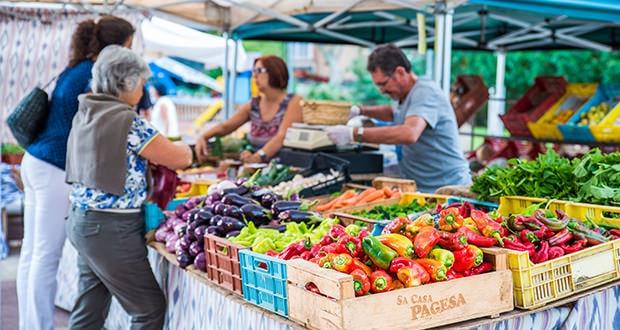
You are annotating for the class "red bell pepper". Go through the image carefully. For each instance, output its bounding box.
[370,270,393,293]
[330,253,355,273]
[309,244,322,258]
[351,269,370,296]
[531,241,550,264]
[520,229,540,244]
[439,208,464,232]
[300,251,312,260]
[352,258,372,277]
[318,234,334,246]
[470,210,504,246]
[328,224,347,241]
[416,258,448,282]
[452,247,477,272]
[457,226,496,247]
[382,217,411,235]
[265,250,278,257]
[395,261,430,287]
[389,257,415,273]
[437,231,469,250]
[391,278,404,290]
[338,235,363,257]
[277,239,311,260]
[446,268,463,280]
[548,246,565,260]
[558,239,587,254]
[358,228,370,240]
[413,226,440,258]
[608,229,620,239]
[318,242,348,256]
[463,262,493,276]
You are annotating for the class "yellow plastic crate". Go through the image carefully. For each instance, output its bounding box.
[591,98,620,143]
[527,83,597,140]
[400,192,450,206]
[502,239,620,309]
[566,201,620,229]
[497,196,570,216]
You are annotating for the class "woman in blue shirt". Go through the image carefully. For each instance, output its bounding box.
[18,16,135,330]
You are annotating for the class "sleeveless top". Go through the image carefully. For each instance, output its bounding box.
[248,93,293,148]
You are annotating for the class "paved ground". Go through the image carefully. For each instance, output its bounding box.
[1,247,70,330]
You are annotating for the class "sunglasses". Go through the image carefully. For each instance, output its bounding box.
[252,67,268,75]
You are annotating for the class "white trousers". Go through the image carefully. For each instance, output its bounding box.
[17,153,71,330]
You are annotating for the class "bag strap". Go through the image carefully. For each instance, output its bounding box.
[41,74,60,90]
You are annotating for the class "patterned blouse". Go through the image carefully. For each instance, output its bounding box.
[248,93,293,148]
[70,117,159,210]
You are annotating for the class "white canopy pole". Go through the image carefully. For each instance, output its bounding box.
[230,39,239,113]
[223,31,230,119]
[487,50,506,135]
[441,9,453,96]
[433,12,444,84]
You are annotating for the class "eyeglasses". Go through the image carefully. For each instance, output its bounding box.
[253,67,268,75]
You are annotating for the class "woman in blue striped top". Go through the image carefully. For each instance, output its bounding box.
[18,16,135,330]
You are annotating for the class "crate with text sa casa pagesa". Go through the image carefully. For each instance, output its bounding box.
[286,251,513,330]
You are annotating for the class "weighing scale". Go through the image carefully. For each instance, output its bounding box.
[283,123,335,150]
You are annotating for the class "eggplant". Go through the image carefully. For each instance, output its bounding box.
[188,209,202,223]
[189,240,204,257]
[177,253,193,269]
[175,204,187,217]
[278,210,316,223]
[250,188,272,201]
[216,216,246,233]
[221,193,256,207]
[196,209,213,222]
[223,186,249,196]
[206,225,222,237]
[186,221,199,240]
[271,201,302,216]
[209,191,223,202]
[182,209,198,222]
[194,252,206,272]
[225,230,241,238]
[236,177,249,186]
[202,203,215,213]
[174,223,188,238]
[165,236,178,253]
[241,204,271,225]
[194,225,207,241]
[260,192,280,209]
[223,205,242,218]
[213,203,227,215]
[209,215,222,227]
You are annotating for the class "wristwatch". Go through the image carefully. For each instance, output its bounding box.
[355,127,364,143]
[257,149,268,162]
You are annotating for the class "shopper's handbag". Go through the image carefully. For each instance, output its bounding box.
[6,76,57,147]
[147,164,179,210]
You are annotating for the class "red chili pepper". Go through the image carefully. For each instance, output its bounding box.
[463,262,493,276]
[548,228,573,246]
[452,247,476,273]
[413,226,440,258]
[457,226,496,247]
[338,235,363,257]
[330,253,355,273]
[358,228,370,240]
[470,210,504,246]
[531,241,550,264]
[548,246,565,260]
[265,250,278,257]
[382,217,411,235]
[300,251,312,260]
[352,258,372,277]
[437,231,469,251]
[503,235,532,251]
[520,229,540,243]
[350,269,371,296]
[608,229,620,239]
[305,282,323,296]
[309,244,322,258]
[558,239,587,254]
[318,242,348,256]
[370,270,393,293]
[459,201,473,218]
[277,239,310,260]
[446,269,463,280]
[328,225,347,241]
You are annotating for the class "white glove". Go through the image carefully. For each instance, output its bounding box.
[349,105,361,119]
[326,125,353,146]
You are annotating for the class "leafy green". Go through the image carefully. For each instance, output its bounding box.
[352,200,431,221]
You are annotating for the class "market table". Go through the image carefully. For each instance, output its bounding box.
[55,241,620,329]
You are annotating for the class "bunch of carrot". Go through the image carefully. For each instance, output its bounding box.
[315,187,400,212]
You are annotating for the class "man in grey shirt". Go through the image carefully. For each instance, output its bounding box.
[326,44,471,192]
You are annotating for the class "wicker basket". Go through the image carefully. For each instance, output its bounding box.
[301,100,351,125]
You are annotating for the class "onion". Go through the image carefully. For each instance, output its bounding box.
[155,228,169,242]
[164,231,176,242]
[175,204,187,217]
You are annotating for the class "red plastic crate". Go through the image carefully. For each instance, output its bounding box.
[501,76,567,137]
[204,234,248,295]
[451,75,489,127]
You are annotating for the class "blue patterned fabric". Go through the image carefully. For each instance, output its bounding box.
[70,117,158,210]
[27,60,93,170]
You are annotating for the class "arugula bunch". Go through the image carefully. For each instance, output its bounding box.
[573,149,620,205]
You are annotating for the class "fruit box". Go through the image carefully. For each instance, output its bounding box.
[287,251,513,330]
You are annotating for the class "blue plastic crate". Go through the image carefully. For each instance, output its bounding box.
[445,197,498,212]
[143,198,188,232]
[239,250,288,317]
[558,84,620,143]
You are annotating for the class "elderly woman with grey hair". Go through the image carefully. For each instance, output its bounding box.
[65,45,192,330]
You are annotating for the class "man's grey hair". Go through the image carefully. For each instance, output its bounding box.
[91,45,150,96]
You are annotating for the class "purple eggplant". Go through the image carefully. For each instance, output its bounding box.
[209,191,223,202]
[165,236,178,253]
[225,230,241,238]
[175,204,187,217]
[194,252,206,272]
[177,253,193,269]
[223,186,249,196]
[241,204,271,225]
[194,225,208,241]
[223,205,242,218]
[185,222,198,240]
[189,240,204,257]
[250,188,272,201]
[221,193,256,207]
[271,201,302,216]
[213,203,227,215]
[216,216,246,233]
[196,209,213,222]
[179,235,192,250]
[182,209,199,222]
[202,203,215,213]
[260,192,280,209]
[209,215,222,227]
[174,223,188,238]
[206,225,222,237]
[278,210,317,223]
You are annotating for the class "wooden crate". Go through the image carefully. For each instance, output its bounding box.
[287,250,513,330]
[371,176,416,193]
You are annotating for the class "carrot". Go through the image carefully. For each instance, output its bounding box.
[383,187,394,198]
[355,188,377,201]
[316,190,356,211]
[357,190,386,205]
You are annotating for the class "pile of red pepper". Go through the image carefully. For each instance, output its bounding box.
[498,208,619,263]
